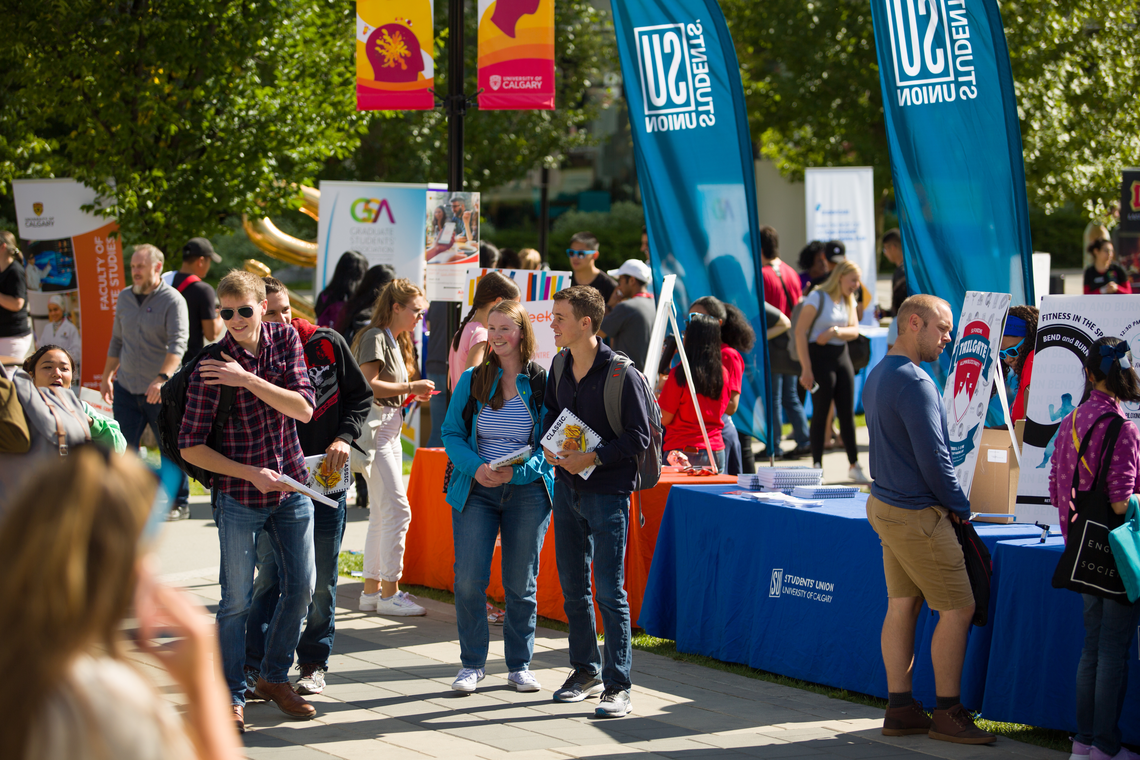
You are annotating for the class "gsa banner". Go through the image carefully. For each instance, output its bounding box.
[611,0,774,445]
[870,0,1034,376]
[356,0,435,110]
[477,0,555,110]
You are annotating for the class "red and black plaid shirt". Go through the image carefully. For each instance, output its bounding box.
[178,321,315,509]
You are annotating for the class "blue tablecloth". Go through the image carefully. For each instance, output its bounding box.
[639,486,1041,709]
[979,537,1139,744]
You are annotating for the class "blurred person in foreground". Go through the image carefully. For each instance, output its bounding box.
[0,447,241,760]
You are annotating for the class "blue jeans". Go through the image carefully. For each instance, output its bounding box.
[1075,593,1140,755]
[774,373,810,447]
[452,481,552,671]
[246,493,346,672]
[552,481,632,690]
[426,370,449,448]
[113,380,189,505]
[216,491,315,705]
[722,416,741,474]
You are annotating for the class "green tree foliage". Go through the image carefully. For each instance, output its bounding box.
[1,0,367,253]
[323,0,615,190]
[720,0,1140,224]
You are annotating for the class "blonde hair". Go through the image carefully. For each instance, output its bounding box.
[131,243,165,268]
[0,230,22,264]
[816,260,861,325]
[518,248,542,270]
[217,270,267,303]
[0,449,159,759]
[352,278,423,380]
[470,301,538,409]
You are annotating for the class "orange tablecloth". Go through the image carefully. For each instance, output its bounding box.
[402,448,735,627]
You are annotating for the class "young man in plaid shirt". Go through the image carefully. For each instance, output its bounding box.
[178,271,317,732]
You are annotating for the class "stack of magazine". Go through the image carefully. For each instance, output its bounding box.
[790,485,861,500]
[737,467,823,492]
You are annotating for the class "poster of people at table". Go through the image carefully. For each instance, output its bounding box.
[11,179,125,390]
[425,190,480,301]
[941,291,1011,497]
[1015,294,1140,524]
[462,268,573,365]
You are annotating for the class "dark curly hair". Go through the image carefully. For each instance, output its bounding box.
[1005,304,1038,379]
[691,296,755,354]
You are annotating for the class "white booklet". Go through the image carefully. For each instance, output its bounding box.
[302,454,351,495]
[489,445,533,471]
[277,473,339,508]
[540,409,601,480]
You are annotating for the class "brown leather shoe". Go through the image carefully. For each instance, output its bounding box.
[929,704,996,744]
[232,704,245,734]
[254,676,317,720]
[882,699,932,735]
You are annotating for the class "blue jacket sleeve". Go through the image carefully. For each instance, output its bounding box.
[442,368,486,477]
[594,368,653,466]
[905,382,971,519]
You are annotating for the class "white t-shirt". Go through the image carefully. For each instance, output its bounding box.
[806,289,852,346]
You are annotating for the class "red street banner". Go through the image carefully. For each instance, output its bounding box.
[357,0,435,110]
[477,0,555,110]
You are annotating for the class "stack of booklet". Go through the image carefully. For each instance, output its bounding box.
[737,467,823,491]
[790,485,862,500]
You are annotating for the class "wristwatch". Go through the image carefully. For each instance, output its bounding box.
[157,372,170,381]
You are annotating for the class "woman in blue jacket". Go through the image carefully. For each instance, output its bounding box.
[443,300,554,695]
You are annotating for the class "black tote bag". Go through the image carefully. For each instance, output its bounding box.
[1051,412,1130,601]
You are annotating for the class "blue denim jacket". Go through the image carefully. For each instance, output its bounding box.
[442,365,554,511]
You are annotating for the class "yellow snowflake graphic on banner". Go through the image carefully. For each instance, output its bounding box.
[374,28,410,69]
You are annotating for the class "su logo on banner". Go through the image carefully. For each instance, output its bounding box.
[633,22,716,132]
[350,198,395,224]
[769,569,783,598]
[883,0,979,106]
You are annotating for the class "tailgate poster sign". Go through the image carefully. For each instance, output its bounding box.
[941,291,1010,495]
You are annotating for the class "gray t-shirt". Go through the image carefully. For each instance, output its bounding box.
[805,289,851,345]
[600,295,655,372]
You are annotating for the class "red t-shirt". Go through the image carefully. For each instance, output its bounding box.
[722,346,744,396]
[762,260,803,316]
[659,367,730,451]
[1011,349,1034,422]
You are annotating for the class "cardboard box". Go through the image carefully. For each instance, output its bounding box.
[969,425,1022,523]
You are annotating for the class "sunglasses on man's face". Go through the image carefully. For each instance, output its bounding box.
[566,249,597,258]
[220,306,256,321]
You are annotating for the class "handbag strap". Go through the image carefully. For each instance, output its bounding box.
[1071,412,1124,496]
[37,387,72,456]
[773,263,795,314]
[50,386,91,442]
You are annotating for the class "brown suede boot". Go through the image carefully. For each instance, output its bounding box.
[929,704,996,744]
[255,676,317,719]
[882,699,932,735]
[232,704,245,734]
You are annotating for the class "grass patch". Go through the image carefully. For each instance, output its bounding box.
[334,551,1068,751]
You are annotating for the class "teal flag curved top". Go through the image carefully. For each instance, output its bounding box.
[870,0,1035,375]
[611,0,775,447]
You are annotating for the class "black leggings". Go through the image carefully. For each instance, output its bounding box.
[808,342,858,466]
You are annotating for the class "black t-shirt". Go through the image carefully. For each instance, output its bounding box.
[172,272,218,359]
[425,301,452,374]
[583,271,617,305]
[0,261,31,338]
[890,263,908,316]
[1084,264,1129,294]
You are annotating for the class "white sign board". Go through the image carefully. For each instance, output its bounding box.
[462,268,573,366]
[1015,294,1140,524]
[315,181,428,292]
[805,167,877,308]
[425,190,481,301]
[941,291,1011,497]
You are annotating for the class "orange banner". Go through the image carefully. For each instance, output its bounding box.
[71,222,124,389]
[357,0,435,110]
[477,0,555,110]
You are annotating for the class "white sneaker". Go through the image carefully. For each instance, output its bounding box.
[508,669,541,692]
[451,667,485,693]
[359,591,381,611]
[849,463,870,484]
[372,591,426,617]
[812,460,823,470]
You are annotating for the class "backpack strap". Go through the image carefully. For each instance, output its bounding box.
[604,354,633,438]
[49,387,91,441]
[550,350,567,402]
[203,344,237,437]
[37,387,89,455]
[1092,416,1126,494]
[175,274,201,293]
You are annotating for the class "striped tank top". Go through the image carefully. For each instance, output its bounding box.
[476,394,534,462]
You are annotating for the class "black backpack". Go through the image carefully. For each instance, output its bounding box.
[953,518,993,627]
[551,350,663,491]
[157,343,237,489]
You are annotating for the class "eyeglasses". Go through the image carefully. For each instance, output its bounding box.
[566,249,597,258]
[220,306,256,321]
[1000,338,1025,362]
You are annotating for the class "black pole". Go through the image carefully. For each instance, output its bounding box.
[538,166,550,263]
[446,0,465,193]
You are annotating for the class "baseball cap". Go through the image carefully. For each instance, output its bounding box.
[824,240,847,263]
[609,259,652,284]
[182,237,222,263]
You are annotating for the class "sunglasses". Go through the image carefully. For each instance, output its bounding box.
[999,338,1025,362]
[220,306,256,321]
[566,249,597,258]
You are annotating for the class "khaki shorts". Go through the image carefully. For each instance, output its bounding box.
[866,494,973,612]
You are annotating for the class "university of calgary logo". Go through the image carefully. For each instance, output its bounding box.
[951,321,993,424]
[32,203,43,216]
[490,75,502,90]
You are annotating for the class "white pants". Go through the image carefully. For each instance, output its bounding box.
[0,333,34,362]
[362,407,413,583]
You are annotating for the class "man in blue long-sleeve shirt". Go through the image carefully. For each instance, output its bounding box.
[863,294,994,745]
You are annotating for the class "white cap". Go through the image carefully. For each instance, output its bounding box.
[48,295,67,309]
[608,259,652,284]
